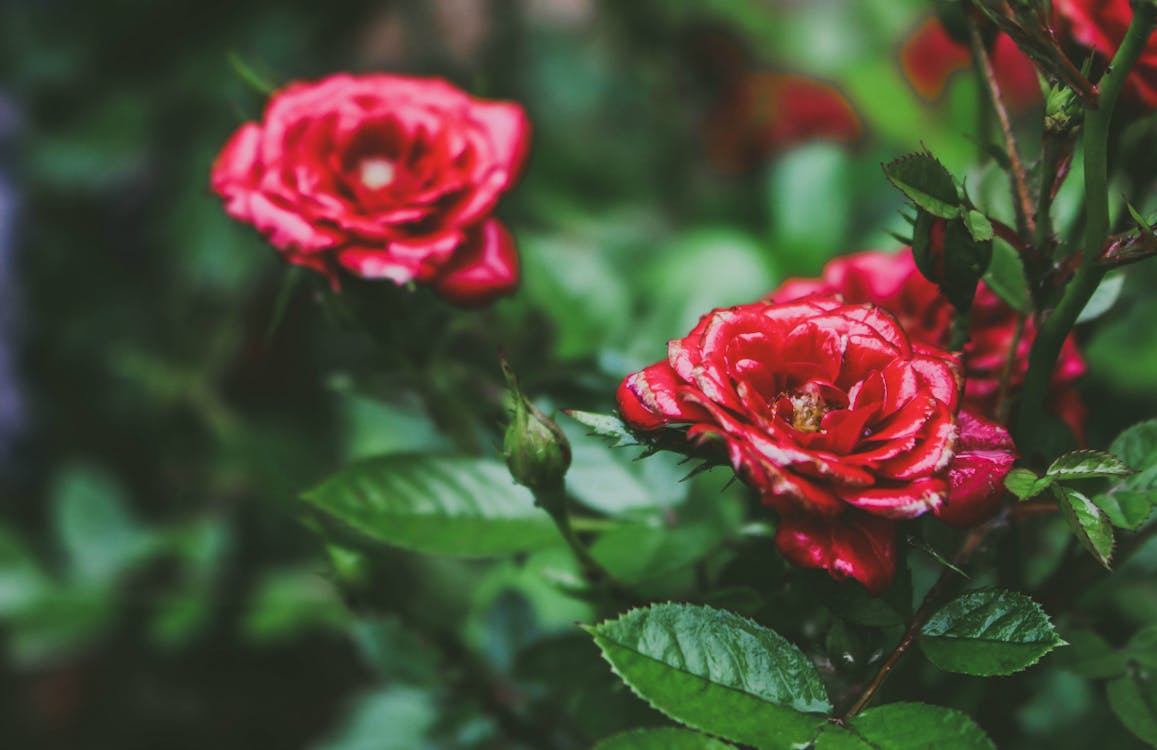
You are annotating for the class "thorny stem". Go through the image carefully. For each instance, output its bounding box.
[1016,1,1157,450]
[841,527,989,720]
[967,14,1036,239]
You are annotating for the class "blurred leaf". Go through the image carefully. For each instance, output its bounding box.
[1107,673,1157,747]
[243,565,349,642]
[1111,420,1157,470]
[642,228,776,342]
[815,703,995,749]
[593,727,736,749]
[52,463,154,586]
[304,454,560,557]
[1128,625,1157,670]
[585,603,831,749]
[883,152,960,219]
[1055,486,1115,569]
[8,586,115,667]
[312,686,437,750]
[767,144,851,257]
[1054,629,1127,679]
[919,589,1064,676]
[1047,451,1134,480]
[1077,273,1126,324]
[1094,490,1156,530]
[560,420,689,516]
[0,526,52,617]
[983,239,1031,313]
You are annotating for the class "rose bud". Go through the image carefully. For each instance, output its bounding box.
[617,296,1016,594]
[770,249,1088,441]
[211,73,530,305]
[502,359,571,495]
[1056,0,1157,107]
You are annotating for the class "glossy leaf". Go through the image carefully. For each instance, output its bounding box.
[883,152,960,218]
[586,603,831,749]
[592,728,736,750]
[1055,486,1115,569]
[920,589,1064,676]
[1046,450,1133,480]
[965,209,994,242]
[302,454,560,557]
[815,703,995,749]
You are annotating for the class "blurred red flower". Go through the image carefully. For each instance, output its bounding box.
[617,296,1015,593]
[901,17,1041,111]
[704,72,862,173]
[212,73,530,305]
[1056,0,1157,106]
[771,249,1087,440]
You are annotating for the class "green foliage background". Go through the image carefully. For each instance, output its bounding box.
[1,0,1156,748]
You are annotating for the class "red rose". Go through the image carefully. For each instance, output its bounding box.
[1056,0,1157,106]
[617,296,1015,593]
[771,249,1088,440]
[211,73,530,305]
[704,72,862,173]
[900,18,1041,112]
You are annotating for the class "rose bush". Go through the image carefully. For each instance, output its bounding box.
[770,248,1088,439]
[211,73,530,305]
[617,296,1015,593]
[1056,0,1157,106]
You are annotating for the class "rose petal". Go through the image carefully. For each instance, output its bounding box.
[430,219,519,305]
[775,512,897,594]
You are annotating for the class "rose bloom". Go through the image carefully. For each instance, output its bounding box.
[704,72,862,173]
[617,296,1016,593]
[771,249,1087,440]
[1056,0,1157,106]
[211,73,530,305]
[900,17,1041,112]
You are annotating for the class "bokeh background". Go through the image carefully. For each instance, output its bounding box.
[2,0,1156,748]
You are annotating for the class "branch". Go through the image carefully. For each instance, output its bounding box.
[1015,1,1157,448]
[967,14,1036,238]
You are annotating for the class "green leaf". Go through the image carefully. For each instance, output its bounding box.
[302,454,560,557]
[911,210,993,314]
[586,603,831,749]
[1076,273,1126,325]
[52,464,154,586]
[883,152,961,218]
[1126,199,1155,234]
[313,686,437,750]
[1054,629,1127,679]
[565,410,639,448]
[1055,486,1115,569]
[1128,625,1157,670]
[919,589,1064,676]
[1004,468,1043,499]
[1110,420,1157,470]
[965,210,995,242]
[1108,673,1157,747]
[1094,490,1156,530]
[592,728,736,750]
[815,703,995,749]
[1047,450,1134,480]
[983,239,1030,313]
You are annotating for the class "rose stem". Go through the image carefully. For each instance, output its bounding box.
[1015,1,1157,451]
[840,526,988,720]
[967,13,1036,239]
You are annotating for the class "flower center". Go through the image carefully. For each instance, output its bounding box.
[358,157,397,189]
[788,391,826,433]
